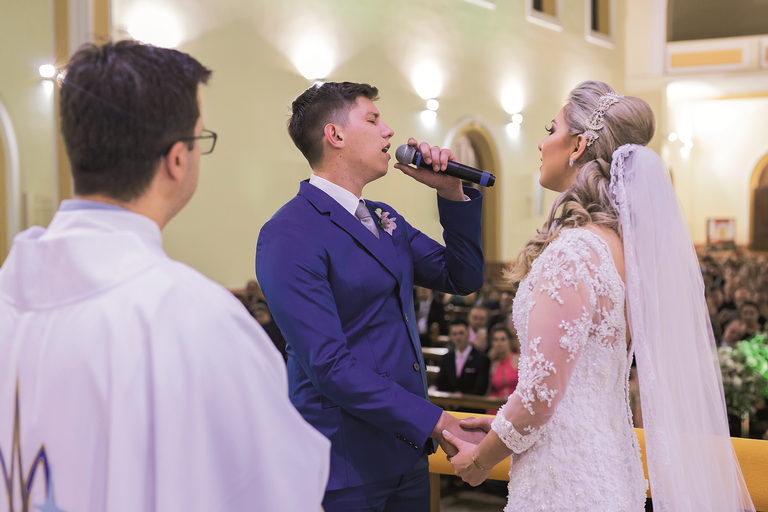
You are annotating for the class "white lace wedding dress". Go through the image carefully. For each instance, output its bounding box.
[491,228,647,511]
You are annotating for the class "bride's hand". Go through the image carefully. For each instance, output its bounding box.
[441,429,491,486]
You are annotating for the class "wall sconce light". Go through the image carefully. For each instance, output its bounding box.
[426,98,439,111]
[125,2,183,48]
[505,123,520,137]
[413,61,443,100]
[505,112,523,137]
[420,109,437,126]
[501,85,524,116]
[39,65,56,79]
[667,131,692,157]
[294,37,334,80]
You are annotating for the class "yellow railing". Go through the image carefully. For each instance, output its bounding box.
[428,412,768,512]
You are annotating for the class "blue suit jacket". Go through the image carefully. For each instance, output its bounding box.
[255,181,484,490]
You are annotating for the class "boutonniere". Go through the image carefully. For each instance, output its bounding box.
[374,208,397,236]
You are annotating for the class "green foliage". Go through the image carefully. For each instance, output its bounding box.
[718,336,768,417]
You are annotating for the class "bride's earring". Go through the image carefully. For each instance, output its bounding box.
[568,158,574,167]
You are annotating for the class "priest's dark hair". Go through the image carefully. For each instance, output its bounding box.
[288,81,379,169]
[59,40,212,202]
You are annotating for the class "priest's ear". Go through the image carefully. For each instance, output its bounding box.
[162,140,193,182]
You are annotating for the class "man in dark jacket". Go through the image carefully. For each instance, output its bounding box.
[435,319,490,413]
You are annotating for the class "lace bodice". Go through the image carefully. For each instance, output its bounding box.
[491,228,647,512]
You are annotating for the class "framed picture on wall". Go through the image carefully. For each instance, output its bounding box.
[707,218,736,247]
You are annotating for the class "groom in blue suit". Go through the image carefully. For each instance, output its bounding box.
[255,82,485,511]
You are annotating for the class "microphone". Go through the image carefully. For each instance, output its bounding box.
[395,144,496,187]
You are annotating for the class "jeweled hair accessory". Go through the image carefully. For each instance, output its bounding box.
[584,92,623,147]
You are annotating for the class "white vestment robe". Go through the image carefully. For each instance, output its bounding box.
[0,208,330,512]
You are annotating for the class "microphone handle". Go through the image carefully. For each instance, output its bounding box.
[411,152,496,187]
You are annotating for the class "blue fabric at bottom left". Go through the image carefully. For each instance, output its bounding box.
[322,453,430,512]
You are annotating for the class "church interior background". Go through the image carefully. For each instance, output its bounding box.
[1,0,768,287]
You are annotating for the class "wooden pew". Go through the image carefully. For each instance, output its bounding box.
[428,390,507,411]
[430,334,450,348]
[426,365,440,386]
[428,411,768,512]
[422,347,448,365]
[444,303,472,323]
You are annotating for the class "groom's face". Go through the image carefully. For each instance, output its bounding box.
[341,97,394,184]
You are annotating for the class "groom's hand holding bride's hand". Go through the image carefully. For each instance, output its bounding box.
[430,411,487,457]
[458,416,493,434]
[441,429,491,487]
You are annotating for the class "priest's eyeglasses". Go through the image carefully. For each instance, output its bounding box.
[163,129,218,156]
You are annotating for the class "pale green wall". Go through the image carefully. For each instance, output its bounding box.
[662,96,768,246]
[162,0,628,287]
[0,0,56,234]
[1,0,628,286]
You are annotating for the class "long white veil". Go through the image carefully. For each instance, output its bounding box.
[610,144,754,512]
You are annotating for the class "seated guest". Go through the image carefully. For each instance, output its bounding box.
[253,303,287,361]
[487,290,514,329]
[481,285,501,312]
[758,286,768,325]
[708,287,725,314]
[721,318,746,347]
[485,324,519,415]
[414,286,447,347]
[443,291,478,307]
[467,306,490,353]
[0,41,329,512]
[434,319,490,413]
[721,286,751,314]
[244,278,267,307]
[740,301,765,338]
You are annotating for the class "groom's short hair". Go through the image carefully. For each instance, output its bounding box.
[288,81,379,168]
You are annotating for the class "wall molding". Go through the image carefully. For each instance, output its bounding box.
[667,36,765,74]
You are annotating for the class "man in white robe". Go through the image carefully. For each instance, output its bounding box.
[0,40,329,512]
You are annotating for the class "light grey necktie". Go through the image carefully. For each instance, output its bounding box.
[355,200,379,239]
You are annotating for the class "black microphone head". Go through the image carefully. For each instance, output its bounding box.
[395,144,417,165]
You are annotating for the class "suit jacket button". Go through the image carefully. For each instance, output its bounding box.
[404,313,409,322]
[413,445,419,450]
[412,362,419,371]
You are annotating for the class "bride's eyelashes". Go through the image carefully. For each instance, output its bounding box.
[545,125,554,135]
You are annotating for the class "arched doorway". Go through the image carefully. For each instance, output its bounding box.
[0,99,20,264]
[444,118,502,266]
[749,151,768,251]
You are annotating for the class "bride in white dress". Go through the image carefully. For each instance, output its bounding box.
[443,81,754,512]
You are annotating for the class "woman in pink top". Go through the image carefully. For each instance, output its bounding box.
[486,324,519,414]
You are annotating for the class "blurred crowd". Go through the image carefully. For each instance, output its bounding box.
[235,254,768,434]
[701,254,768,345]
[234,280,287,361]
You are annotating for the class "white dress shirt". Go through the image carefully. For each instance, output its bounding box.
[455,344,473,377]
[309,174,363,215]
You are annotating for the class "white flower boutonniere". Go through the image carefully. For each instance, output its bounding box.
[374,208,397,236]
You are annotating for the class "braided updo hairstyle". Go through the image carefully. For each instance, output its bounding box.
[506,81,655,284]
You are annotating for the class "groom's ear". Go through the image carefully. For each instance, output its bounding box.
[324,123,345,150]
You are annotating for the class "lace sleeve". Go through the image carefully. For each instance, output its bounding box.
[492,237,604,453]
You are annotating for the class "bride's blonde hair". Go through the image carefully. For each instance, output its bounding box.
[506,81,655,284]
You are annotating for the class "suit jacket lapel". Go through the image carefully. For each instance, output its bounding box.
[299,182,404,284]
